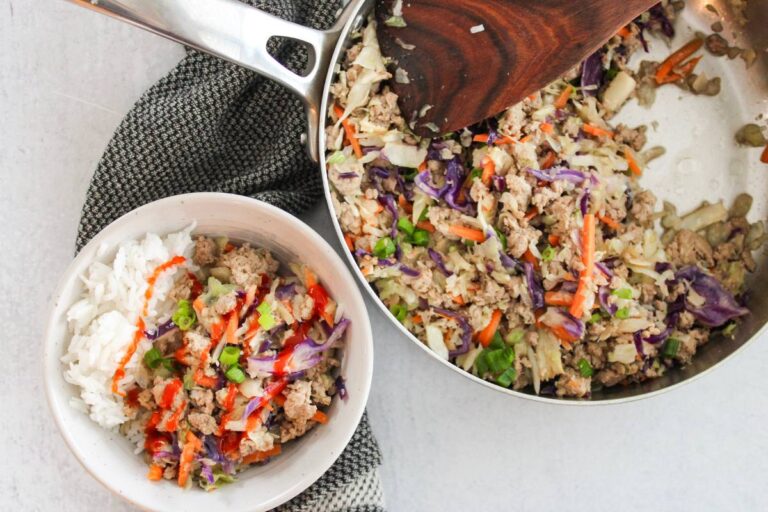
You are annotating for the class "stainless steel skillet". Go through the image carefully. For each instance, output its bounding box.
[66,0,768,403]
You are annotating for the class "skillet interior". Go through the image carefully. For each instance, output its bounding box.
[319,0,768,402]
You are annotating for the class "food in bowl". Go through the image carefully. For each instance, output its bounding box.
[62,226,349,489]
[325,2,765,398]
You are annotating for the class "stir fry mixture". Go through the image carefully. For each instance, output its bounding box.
[325,2,764,397]
[122,237,347,489]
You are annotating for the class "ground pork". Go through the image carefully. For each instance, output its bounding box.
[666,229,714,268]
[365,89,404,131]
[556,370,591,398]
[500,175,533,217]
[189,389,214,415]
[188,412,217,435]
[630,189,656,227]
[291,293,315,322]
[193,236,218,266]
[213,290,238,315]
[218,244,278,288]
[240,427,275,455]
[614,124,647,151]
[280,381,317,442]
[168,273,193,302]
[155,328,182,356]
[185,330,212,359]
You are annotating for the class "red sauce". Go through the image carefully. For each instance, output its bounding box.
[159,378,182,409]
[222,383,238,411]
[273,346,295,376]
[220,431,241,460]
[284,321,310,349]
[164,400,187,432]
[307,283,329,321]
[111,255,186,396]
[144,410,168,455]
[187,272,203,298]
[125,387,141,408]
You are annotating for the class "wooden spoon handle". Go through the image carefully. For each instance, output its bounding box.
[377,0,658,136]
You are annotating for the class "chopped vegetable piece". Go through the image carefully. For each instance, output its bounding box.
[541,246,556,262]
[178,431,202,487]
[588,312,602,324]
[545,290,574,307]
[143,347,163,369]
[147,464,163,481]
[256,301,276,330]
[761,143,768,164]
[389,303,407,322]
[481,156,495,186]
[554,84,574,109]
[397,217,415,235]
[219,346,241,366]
[225,365,246,383]
[495,367,517,387]
[494,228,508,251]
[577,358,594,377]
[505,329,525,344]
[476,309,503,347]
[663,338,681,358]
[448,225,486,243]
[334,104,363,158]
[172,299,197,331]
[615,307,630,319]
[373,236,396,258]
[410,229,430,246]
[569,213,596,318]
[583,123,614,139]
[612,288,633,300]
[655,38,703,84]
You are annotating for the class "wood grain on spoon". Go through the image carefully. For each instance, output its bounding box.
[375,0,658,136]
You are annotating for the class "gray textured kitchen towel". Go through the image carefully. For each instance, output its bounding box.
[74,0,384,510]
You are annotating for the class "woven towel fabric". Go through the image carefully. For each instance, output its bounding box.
[74,0,384,510]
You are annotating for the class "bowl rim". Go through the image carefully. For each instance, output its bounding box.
[43,192,374,511]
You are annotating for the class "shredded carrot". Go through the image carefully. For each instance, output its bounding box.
[473,134,490,143]
[473,133,518,145]
[597,213,621,231]
[496,135,518,145]
[655,38,703,84]
[616,26,632,38]
[412,314,423,324]
[481,156,495,186]
[625,148,642,176]
[147,464,164,481]
[225,311,239,345]
[333,104,363,158]
[242,445,282,465]
[344,233,355,252]
[520,134,533,143]
[540,151,557,170]
[192,296,205,319]
[657,55,702,84]
[762,143,768,164]
[569,213,596,319]
[522,249,540,271]
[554,85,574,109]
[398,194,413,214]
[476,309,502,347]
[304,267,318,288]
[524,207,539,221]
[416,220,435,233]
[448,224,486,242]
[548,324,580,345]
[548,234,561,246]
[544,290,574,307]
[313,410,329,424]
[452,295,465,305]
[540,122,554,134]
[583,123,614,139]
[177,431,202,487]
[527,93,538,101]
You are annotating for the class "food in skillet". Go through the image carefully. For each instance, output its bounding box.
[325,1,765,397]
[63,227,348,489]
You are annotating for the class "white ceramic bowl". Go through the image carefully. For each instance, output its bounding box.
[43,193,374,512]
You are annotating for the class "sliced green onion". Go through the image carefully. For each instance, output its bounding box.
[495,367,518,388]
[389,303,407,322]
[494,228,508,251]
[541,246,556,262]
[401,168,417,181]
[615,307,630,319]
[470,167,482,180]
[485,347,515,373]
[490,331,504,349]
[225,365,246,383]
[474,352,490,377]
[384,15,407,27]
[172,299,197,331]
[663,338,681,358]
[373,237,396,258]
[463,240,475,247]
[505,329,525,345]
[161,358,176,372]
[577,358,594,377]
[588,312,603,324]
[143,348,162,369]
[612,288,633,300]
[722,322,737,337]
[397,217,415,235]
[418,207,430,222]
[410,229,430,247]
[326,151,345,165]
[257,301,276,330]
[219,346,241,367]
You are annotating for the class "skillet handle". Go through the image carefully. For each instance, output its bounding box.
[64,0,358,162]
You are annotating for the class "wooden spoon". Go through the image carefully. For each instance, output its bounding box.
[375,0,658,136]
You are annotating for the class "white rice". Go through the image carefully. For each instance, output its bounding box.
[62,225,195,429]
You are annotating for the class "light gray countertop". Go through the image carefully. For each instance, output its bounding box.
[2,2,768,511]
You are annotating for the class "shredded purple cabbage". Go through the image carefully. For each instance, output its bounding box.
[650,4,675,38]
[381,194,399,239]
[676,266,748,327]
[598,286,618,315]
[200,463,215,484]
[499,253,520,271]
[581,50,604,97]
[523,262,545,310]
[144,319,176,340]
[428,248,453,276]
[491,174,506,192]
[580,191,591,216]
[335,375,348,400]
[399,264,421,277]
[633,331,646,357]
[595,261,613,277]
[354,248,369,259]
[275,283,296,301]
[527,167,590,185]
[655,262,672,273]
[560,280,579,293]
[433,307,472,357]
[338,172,359,179]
